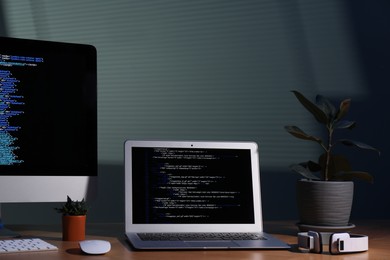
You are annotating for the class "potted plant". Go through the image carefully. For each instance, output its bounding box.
[55,196,88,241]
[285,90,379,230]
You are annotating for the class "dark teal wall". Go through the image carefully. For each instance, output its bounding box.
[0,0,388,224]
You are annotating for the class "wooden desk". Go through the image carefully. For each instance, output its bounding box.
[2,220,389,259]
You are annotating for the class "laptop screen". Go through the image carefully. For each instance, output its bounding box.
[132,147,255,224]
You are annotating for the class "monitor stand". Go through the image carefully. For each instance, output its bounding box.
[0,204,20,238]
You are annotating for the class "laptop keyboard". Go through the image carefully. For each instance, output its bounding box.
[138,232,266,241]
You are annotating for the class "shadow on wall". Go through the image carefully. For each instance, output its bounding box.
[343,0,390,219]
[2,164,125,225]
[87,164,125,223]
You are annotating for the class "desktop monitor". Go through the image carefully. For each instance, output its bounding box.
[0,36,97,205]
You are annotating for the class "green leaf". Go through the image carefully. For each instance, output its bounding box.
[305,160,322,172]
[333,171,374,183]
[284,125,323,144]
[289,164,320,180]
[54,196,88,215]
[339,139,380,155]
[291,90,328,124]
[316,95,337,121]
[335,120,356,130]
[335,99,351,121]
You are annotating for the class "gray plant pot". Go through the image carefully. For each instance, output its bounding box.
[296,179,354,227]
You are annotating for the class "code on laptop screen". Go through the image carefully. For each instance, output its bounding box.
[132,147,255,224]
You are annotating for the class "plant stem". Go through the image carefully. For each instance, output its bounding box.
[324,127,333,181]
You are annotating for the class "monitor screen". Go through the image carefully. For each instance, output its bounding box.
[0,37,97,203]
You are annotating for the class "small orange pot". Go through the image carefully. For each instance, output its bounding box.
[62,215,86,241]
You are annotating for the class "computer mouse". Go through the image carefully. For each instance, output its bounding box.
[79,240,111,255]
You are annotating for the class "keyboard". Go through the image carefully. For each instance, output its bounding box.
[0,238,58,254]
[138,232,266,241]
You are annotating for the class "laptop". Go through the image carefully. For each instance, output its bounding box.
[124,140,290,250]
